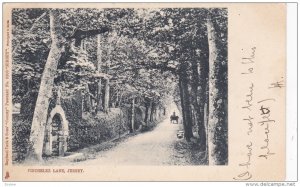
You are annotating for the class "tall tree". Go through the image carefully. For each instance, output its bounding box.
[131,97,135,132]
[207,9,228,165]
[27,9,62,160]
[103,78,110,113]
[178,63,194,141]
[196,21,210,152]
[96,34,103,112]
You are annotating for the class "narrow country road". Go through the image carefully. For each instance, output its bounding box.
[78,104,187,165]
[40,103,206,166]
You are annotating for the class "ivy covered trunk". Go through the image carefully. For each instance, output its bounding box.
[198,26,210,152]
[190,55,207,151]
[27,9,62,161]
[178,64,194,141]
[207,13,228,165]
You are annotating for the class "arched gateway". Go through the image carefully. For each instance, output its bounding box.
[42,105,69,157]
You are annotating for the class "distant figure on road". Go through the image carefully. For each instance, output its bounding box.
[170,111,179,124]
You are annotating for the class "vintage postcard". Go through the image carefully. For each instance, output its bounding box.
[3,3,286,181]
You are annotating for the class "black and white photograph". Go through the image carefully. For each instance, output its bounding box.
[11,7,228,166]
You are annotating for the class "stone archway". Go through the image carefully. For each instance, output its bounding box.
[42,105,69,157]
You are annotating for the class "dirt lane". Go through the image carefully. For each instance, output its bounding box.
[79,104,183,165]
[37,104,206,166]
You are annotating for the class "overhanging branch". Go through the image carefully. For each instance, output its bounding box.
[69,26,111,46]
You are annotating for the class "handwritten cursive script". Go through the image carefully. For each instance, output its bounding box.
[234,47,256,181]
[234,142,253,180]
[242,83,254,111]
[241,47,256,75]
[257,99,276,159]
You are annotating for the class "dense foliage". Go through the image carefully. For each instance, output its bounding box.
[12,8,227,164]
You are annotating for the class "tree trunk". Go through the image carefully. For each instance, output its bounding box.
[103,33,112,113]
[79,90,84,118]
[178,67,194,141]
[148,100,152,123]
[131,98,135,132]
[207,14,228,165]
[27,10,62,161]
[205,82,210,160]
[115,92,119,107]
[97,79,102,112]
[190,56,204,143]
[196,29,210,152]
[118,93,123,107]
[150,102,155,122]
[97,34,101,66]
[153,109,157,121]
[80,38,84,50]
[85,84,92,112]
[96,34,103,112]
[103,78,110,113]
[144,100,149,125]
